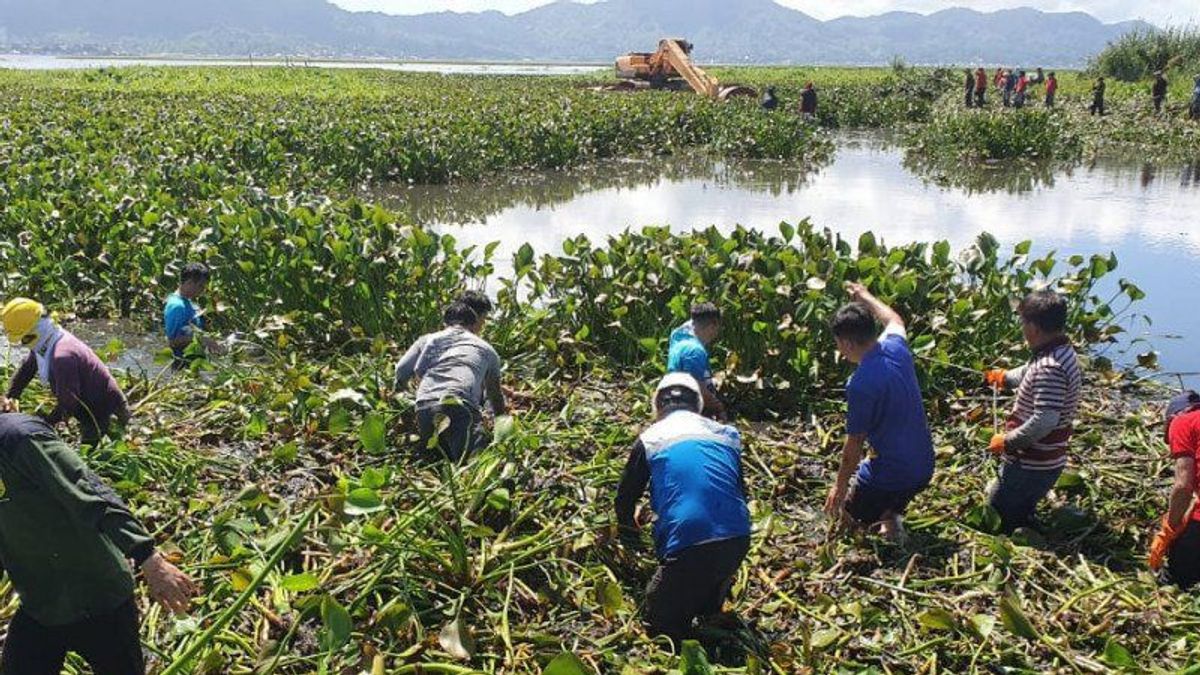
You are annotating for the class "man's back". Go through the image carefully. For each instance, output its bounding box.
[399,327,501,411]
[667,322,711,385]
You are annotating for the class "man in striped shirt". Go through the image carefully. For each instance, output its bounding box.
[984,290,1083,533]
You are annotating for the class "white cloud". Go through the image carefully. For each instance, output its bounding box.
[330,0,1198,26]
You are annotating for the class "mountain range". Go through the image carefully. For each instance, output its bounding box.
[0,0,1152,66]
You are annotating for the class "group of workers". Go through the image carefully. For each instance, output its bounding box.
[760,83,818,118]
[0,259,1197,666]
[967,67,1200,119]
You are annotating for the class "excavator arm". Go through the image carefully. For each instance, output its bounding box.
[612,38,755,102]
[651,39,719,99]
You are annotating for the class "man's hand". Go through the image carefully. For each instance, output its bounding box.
[1150,514,1185,571]
[845,281,869,302]
[824,484,847,518]
[988,434,1007,456]
[141,552,196,615]
[985,369,1007,391]
[0,397,18,413]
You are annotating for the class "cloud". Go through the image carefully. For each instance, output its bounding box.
[331,0,1198,25]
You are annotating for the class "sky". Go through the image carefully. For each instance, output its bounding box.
[330,0,1197,27]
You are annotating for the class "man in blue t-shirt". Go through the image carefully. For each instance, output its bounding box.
[824,282,934,541]
[163,262,213,365]
[666,303,726,420]
[615,373,750,643]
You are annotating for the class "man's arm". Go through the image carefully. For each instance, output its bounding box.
[485,369,507,416]
[6,353,36,401]
[846,282,904,332]
[1168,456,1196,531]
[614,440,650,531]
[825,434,866,516]
[392,336,426,390]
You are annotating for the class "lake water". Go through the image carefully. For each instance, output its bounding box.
[0,54,603,76]
[378,133,1200,384]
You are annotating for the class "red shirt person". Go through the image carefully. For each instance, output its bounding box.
[1150,391,1200,587]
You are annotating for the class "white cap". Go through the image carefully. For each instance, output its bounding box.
[654,373,703,414]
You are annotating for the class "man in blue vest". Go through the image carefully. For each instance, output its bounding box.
[615,373,751,643]
[667,303,726,420]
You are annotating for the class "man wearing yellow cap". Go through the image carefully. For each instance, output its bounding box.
[0,299,130,445]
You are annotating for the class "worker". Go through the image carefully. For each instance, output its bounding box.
[964,69,975,108]
[1191,75,1200,120]
[0,299,130,446]
[614,373,750,644]
[799,82,818,119]
[1045,71,1058,108]
[823,283,934,542]
[1153,71,1169,114]
[993,67,1006,93]
[1090,77,1106,116]
[164,262,216,366]
[1013,70,1029,109]
[1003,69,1016,107]
[0,413,194,674]
[667,303,725,420]
[984,290,1082,533]
[1150,391,1200,587]
[974,67,988,107]
[760,86,779,111]
[394,299,505,462]
[1032,67,1046,85]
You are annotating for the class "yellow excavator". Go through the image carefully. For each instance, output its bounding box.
[612,38,756,101]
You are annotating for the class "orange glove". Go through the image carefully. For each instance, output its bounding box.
[985,369,1007,390]
[1149,515,1185,571]
[988,434,1006,456]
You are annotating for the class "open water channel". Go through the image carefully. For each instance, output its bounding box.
[377,133,1200,384]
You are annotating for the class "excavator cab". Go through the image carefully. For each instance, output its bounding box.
[613,38,755,101]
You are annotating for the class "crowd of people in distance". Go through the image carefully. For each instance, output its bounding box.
[967,66,1200,119]
[0,260,1199,667]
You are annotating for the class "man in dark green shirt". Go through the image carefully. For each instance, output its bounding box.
[0,414,194,675]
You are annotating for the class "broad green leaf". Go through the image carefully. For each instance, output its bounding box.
[1102,638,1136,669]
[344,487,384,516]
[680,640,715,675]
[916,608,957,632]
[359,413,386,454]
[999,594,1039,639]
[320,596,352,650]
[543,652,589,675]
[280,573,319,592]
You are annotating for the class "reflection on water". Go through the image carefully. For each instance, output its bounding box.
[378,132,1200,380]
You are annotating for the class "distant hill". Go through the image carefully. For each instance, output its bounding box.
[0,0,1153,66]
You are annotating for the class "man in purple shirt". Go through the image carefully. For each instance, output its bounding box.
[1,299,130,446]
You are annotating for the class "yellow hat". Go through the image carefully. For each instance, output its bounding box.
[0,298,45,343]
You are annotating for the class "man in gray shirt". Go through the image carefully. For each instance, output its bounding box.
[394,298,505,461]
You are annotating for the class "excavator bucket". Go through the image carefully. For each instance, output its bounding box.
[717,85,757,102]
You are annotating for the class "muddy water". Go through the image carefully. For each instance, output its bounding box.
[377,133,1200,383]
[0,319,168,376]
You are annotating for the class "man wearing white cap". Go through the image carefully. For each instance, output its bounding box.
[614,373,751,643]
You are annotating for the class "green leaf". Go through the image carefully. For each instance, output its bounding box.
[999,594,1039,640]
[344,487,384,516]
[493,414,516,443]
[595,579,624,618]
[1102,638,1136,669]
[359,413,386,454]
[916,608,957,632]
[543,652,589,675]
[360,467,388,490]
[280,573,319,592]
[680,640,715,675]
[327,407,350,435]
[968,613,995,639]
[320,596,352,650]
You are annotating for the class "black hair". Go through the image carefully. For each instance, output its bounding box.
[655,385,700,415]
[443,301,479,328]
[458,290,493,320]
[1018,290,1068,333]
[180,262,210,285]
[690,302,721,328]
[830,302,877,344]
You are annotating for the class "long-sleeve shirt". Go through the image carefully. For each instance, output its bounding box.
[0,414,154,626]
[1000,337,1082,471]
[614,410,750,559]
[6,332,128,427]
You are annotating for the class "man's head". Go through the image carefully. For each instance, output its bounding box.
[458,290,493,329]
[690,302,721,345]
[653,373,703,420]
[1166,390,1200,443]
[1017,289,1068,348]
[830,302,877,364]
[179,262,211,299]
[443,301,482,334]
[0,298,46,346]
[1049,71,1056,79]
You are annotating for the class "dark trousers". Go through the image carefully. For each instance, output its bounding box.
[645,536,750,643]
[965,90,974,108]
[1045,92,1056,108]
[416,403,483,462]
[0,599,143,675]
[974,90,985,107]
[1090,98,1105,115]
[988,462,1063,533]
[1168,520,1200,590]
[1154,96,1165,113]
